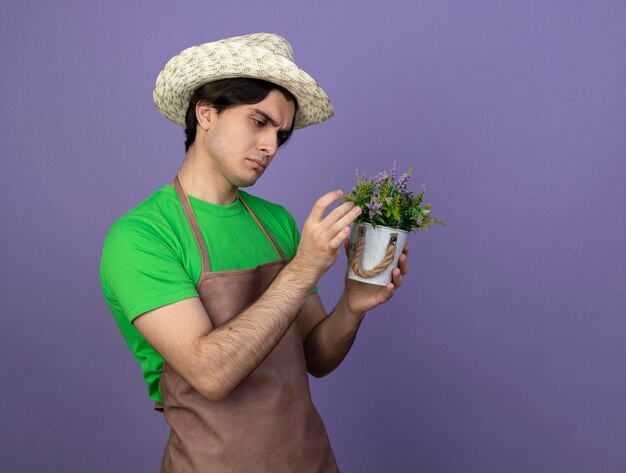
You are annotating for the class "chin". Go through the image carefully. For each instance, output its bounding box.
[232,174,259,188]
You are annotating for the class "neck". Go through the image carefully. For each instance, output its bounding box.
[177,146,239,205]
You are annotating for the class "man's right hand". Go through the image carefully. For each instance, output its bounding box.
[294,190,362,280]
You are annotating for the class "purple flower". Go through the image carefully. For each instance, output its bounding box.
[354,169,368,181]
[373,171,388,184]
[365,201,383,220]
[365,202,383,212]
[398,172,411,188]
[390,160,398,179]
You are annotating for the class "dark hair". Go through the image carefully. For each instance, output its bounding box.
[184,78,298,152]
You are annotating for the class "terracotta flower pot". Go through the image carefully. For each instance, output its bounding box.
[347,222,408,286]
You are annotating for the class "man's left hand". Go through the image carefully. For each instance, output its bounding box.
[342,240,410,315]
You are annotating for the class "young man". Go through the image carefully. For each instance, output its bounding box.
[100,33,409,472]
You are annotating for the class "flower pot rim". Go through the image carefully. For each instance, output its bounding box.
[351,222,409,234]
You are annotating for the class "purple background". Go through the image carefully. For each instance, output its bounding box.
[1,1,625,472]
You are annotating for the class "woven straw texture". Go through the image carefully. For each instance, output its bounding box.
[153,33,334,129]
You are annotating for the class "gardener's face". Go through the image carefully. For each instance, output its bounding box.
[198,90,296,188]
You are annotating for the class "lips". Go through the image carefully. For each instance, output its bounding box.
[248,158,267,169]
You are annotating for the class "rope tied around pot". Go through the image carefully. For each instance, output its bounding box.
[351,226,399,278]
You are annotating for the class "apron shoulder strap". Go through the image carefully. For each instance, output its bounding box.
[173,174,212,272]
[238,194,286,261]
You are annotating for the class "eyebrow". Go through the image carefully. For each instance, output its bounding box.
[251,108,291,132]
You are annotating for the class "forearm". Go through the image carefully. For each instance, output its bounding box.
[303,292,366,377]
[195,257,320,401]
[191,189,363,399]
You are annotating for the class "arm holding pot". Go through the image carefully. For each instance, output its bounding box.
[298,240,410,378]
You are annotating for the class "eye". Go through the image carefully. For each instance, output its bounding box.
[277,132,290,147]
[252,118,266,127]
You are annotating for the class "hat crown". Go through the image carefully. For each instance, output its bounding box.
[218,33,295,63]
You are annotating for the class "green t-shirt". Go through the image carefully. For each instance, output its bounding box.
[100,184,317,404]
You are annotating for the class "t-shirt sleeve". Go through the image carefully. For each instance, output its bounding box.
[100,218,199,322]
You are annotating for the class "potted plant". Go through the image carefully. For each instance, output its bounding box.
[343,161,445,286]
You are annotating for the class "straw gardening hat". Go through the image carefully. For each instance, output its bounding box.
[153,33,334,129]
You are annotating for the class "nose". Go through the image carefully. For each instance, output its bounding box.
[257,129,279,158]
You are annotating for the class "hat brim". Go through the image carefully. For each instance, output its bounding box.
[153,42,333,129]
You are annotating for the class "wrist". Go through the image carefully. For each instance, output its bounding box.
[289,254,323,287]
[337,291,366,322]
[276,257,320,301]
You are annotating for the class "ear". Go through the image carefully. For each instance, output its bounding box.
[196,102,214,131]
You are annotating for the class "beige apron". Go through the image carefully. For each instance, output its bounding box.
[156,174,339,472]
